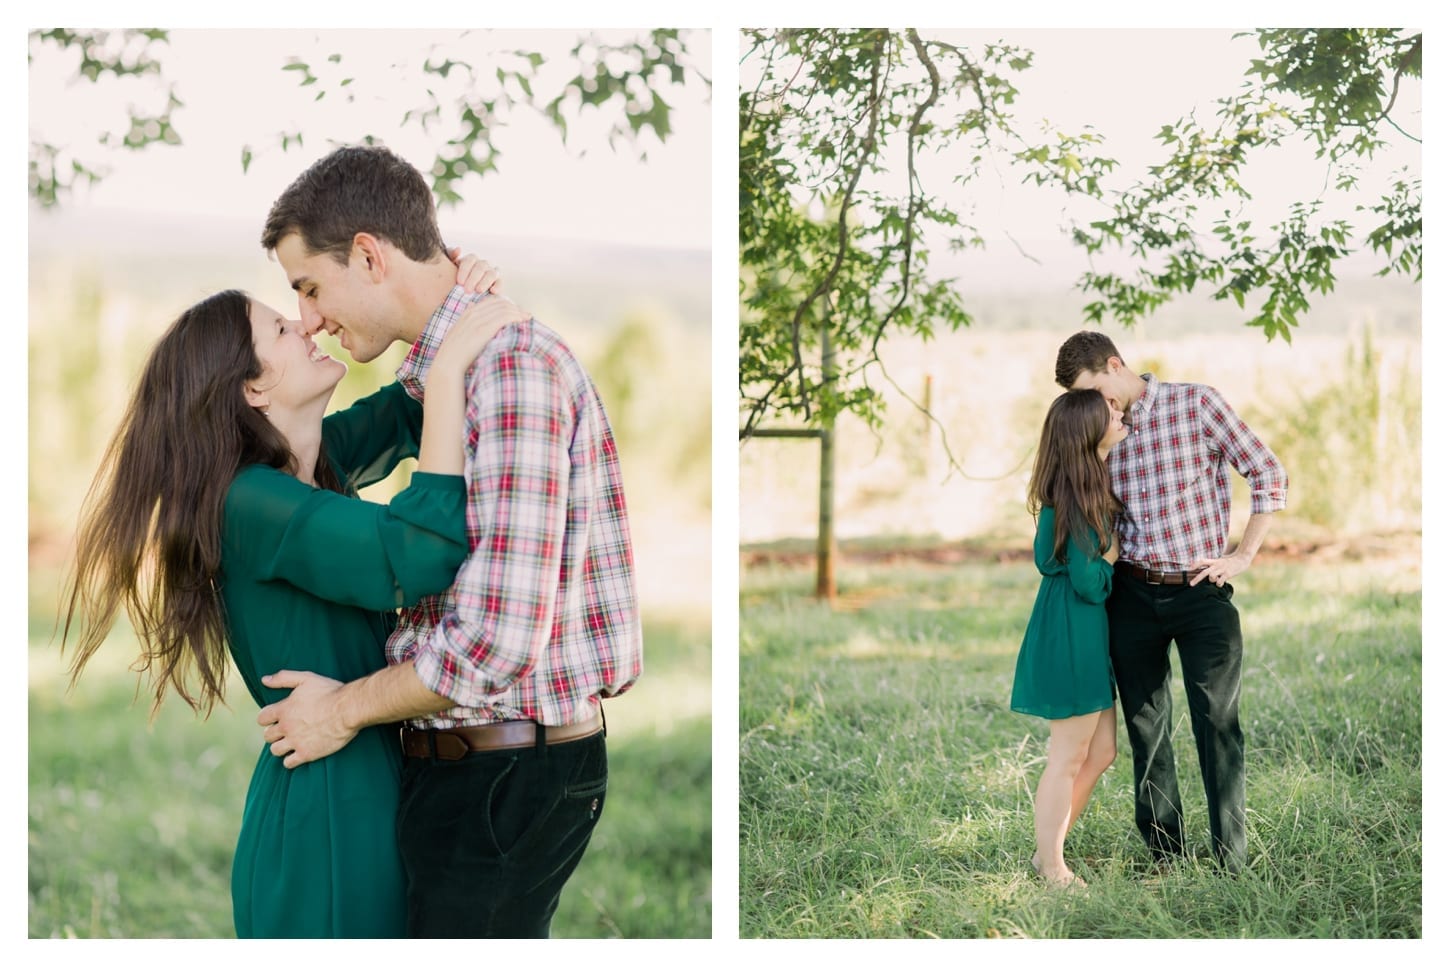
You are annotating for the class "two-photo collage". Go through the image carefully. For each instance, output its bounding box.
[24,23,1426,946]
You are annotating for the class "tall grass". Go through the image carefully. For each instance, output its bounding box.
[1247,325,1421,534]
[739,554,1421,938]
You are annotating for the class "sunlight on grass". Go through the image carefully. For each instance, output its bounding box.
[741,555,1421,939]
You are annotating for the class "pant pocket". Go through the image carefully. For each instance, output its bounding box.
[484,736,608,858]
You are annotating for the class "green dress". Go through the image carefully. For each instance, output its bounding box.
[1010,505,1116,719]
[217,382,469,938]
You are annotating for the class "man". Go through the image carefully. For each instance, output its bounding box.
[1055,330,1287,873]
[254,145,643,937]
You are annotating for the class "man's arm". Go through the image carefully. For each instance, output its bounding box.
[258,661,454,769]
[1189,511,1273,587]
[1190,385,1286,586]
[258,330,571,767]
[408,339,571,707]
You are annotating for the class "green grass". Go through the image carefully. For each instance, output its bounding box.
[29,571,711,939]
[739,554,1421,938]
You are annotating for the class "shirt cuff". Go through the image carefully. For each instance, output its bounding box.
[410,636,447,699]
[1249,491,1288,515]
[410,618,493,708]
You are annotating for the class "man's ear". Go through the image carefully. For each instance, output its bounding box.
[352,233,388,281]
[1106,356,1124,375]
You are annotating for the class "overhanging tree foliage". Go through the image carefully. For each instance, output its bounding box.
[739,27,1421,437]
[740,28,1047,440]
[1052,28,1421,342]
[29,28,707,210]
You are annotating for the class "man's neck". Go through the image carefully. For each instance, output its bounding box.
[392,256,460,345]
[1127,371,1148,405]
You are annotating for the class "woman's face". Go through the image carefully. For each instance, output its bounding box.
[1097,400,1128,453]
[246,299,347,414]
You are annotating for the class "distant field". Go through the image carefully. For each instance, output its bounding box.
[740,322,1419,547]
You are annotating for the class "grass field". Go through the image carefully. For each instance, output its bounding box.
[28,569,711,939]
[739,548,1421,938]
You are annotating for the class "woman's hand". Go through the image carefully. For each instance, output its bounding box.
[433,296,531,379]
[1104,532,1120,565]
[447,248,502,295]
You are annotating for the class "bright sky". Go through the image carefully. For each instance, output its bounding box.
[27,28,712,251]
[960,28,1419,232]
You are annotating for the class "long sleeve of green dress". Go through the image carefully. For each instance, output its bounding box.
[223,467,467,612]
[321,381,425,490]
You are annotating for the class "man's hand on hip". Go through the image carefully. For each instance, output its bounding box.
[1188,552,1252,587]
[257,670,358,768]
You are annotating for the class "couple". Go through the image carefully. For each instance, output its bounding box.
[1011,331,1288,886]
[62,145,643,938]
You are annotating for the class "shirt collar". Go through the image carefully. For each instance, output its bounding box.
[1130,372,1159,423]
[396,284,481,400]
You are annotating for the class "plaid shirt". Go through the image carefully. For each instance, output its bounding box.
[1109,373,1287,570]
[390,285,642,728]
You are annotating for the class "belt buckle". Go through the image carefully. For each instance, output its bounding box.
[1145,569,1165,585]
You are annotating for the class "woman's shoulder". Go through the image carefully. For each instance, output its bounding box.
[227,462,291,492]
[223,463,330,516]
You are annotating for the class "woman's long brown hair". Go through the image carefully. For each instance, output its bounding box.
[1026,389,1121,563]
[60,290,344,716]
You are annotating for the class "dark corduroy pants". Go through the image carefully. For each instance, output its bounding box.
[1107,572,1246,871]
[397,729,608,937]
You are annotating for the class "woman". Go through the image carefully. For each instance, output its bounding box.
[60,258,528,936]
[1010,389,1128,887]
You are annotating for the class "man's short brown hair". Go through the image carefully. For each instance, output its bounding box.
[261,145,446,265]
[1054,330,1123,389]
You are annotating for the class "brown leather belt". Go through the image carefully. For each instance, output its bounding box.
[399,709,603,761]
[1116,561,1206,586]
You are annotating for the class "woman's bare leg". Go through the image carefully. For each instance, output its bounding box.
[1032,711,1100,885]
[1066,707,1118,832]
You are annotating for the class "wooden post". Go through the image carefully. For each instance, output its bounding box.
[816,312,837,602]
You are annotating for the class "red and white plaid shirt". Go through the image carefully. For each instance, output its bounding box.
[1109,373,1287,570]
[390,286,642,728]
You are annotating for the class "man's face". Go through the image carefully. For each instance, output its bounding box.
[274,233,397,364]
[1070,358,1131,414]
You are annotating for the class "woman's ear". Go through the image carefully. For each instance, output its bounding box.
[242,379,270,412]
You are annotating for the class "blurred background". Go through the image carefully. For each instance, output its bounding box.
[28,27,711,938]
[740,282,1420,553]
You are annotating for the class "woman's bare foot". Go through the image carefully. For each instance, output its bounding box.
[1032,856,1084,888]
